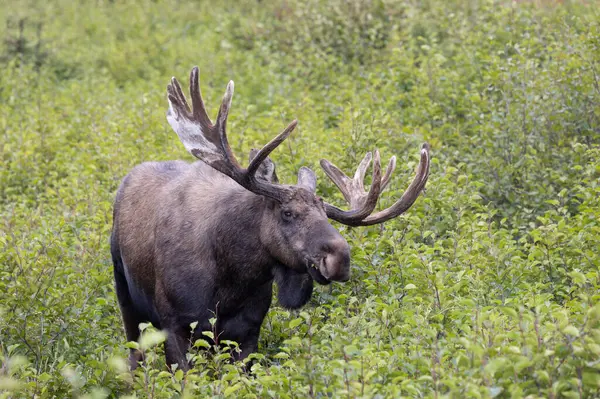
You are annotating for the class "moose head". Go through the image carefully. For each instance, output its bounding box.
[111,66,430,370]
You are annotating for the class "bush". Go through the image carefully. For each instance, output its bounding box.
[1,0,599,397]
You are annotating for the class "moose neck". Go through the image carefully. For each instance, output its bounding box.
[211,188,275,286]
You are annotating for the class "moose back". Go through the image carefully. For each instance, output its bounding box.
[110,66,430,370]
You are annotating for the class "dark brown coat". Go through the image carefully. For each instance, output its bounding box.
[111,67,430,370]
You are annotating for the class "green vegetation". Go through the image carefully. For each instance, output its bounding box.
[1,0,599,397]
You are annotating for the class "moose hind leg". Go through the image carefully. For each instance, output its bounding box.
[112,237,146,369]
[155,290,193,371]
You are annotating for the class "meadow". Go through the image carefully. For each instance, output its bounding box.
[1,0,599,397]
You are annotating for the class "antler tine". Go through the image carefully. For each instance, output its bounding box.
[167,66,295,202]
[217,80,234,131]
[320,151,371,206]
[321,151,398,209]
[189,67,212,127]
[324,144,430,227]
[353,152,373,193]
[381,156,397,191]
[167,78,190,116]
[321,150,383,223]
[214,80,242,170]
[247,120,298,177]
[356,143,430,226]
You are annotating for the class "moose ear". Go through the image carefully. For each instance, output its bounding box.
[249,148,278,183]
[297,167,317,193]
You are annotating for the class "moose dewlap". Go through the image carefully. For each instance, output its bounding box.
[110,66,431,370]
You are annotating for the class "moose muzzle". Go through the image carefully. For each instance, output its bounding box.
[317,237,351,282]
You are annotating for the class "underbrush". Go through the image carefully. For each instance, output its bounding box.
[1,0,599,397]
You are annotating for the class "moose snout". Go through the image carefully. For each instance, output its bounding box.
[319,238,351,282]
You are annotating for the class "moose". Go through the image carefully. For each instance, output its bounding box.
[110,66,430,370]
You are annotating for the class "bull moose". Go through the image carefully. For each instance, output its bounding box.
[110,66,430,370]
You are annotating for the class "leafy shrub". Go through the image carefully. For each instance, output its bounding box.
[1,0,599,397]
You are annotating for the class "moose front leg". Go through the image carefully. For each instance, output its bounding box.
[218,279,273,362]
[164,326,192,371]
[234,332,260,363]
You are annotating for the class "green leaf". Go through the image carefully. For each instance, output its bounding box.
[562,325,580,337]
[289,318,303,329]
[194,339,211,349]
[0,377,22,391]
[139,330,167,350]
[273,352,289,359]
[485,358,508,376]
[569,271,587,285]
[224,383,242,397]
[125,341,139,350]
[583,371,600,388]
[174,369,184,382]
[500,307,518,319]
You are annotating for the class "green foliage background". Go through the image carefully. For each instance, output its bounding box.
[1,0,599,397]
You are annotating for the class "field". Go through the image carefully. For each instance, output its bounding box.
[1,0,599,397]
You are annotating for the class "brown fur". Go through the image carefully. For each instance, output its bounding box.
[112,66,428,371]
[111,159,350,370]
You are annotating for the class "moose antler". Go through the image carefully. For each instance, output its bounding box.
[167,67,430,219]
[321,144,430,226]
[318,151,383,223]
[166,66,295,201]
